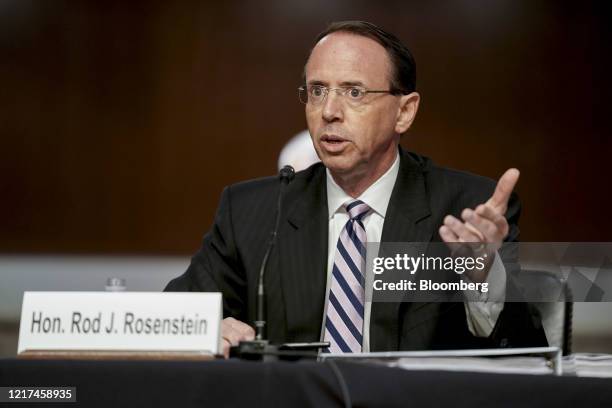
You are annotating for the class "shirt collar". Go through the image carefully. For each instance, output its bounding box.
[326,150,400,219]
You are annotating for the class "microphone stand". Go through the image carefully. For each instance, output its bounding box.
[254,166,294,341]
[231,166,293,361]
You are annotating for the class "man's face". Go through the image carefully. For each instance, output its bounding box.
[304,32,403,179]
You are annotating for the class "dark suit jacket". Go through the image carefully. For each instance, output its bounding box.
[165,148,547,350]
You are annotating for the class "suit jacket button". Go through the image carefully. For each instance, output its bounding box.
[500,338,509,347]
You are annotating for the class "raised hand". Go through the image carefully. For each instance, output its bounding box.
[439,168,520,281]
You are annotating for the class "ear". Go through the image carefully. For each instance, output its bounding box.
[395,92,420,134]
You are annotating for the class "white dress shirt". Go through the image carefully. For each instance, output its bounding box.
[320,152,506,351]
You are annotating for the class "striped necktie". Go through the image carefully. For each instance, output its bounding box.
[324,199,371,353]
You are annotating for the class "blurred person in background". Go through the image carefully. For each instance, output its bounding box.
[277,129,320,172]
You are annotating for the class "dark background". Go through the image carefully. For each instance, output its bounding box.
[1,1,610,255]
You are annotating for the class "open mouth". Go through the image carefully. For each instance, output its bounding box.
[321,134,347,144]
[320,134,349,153]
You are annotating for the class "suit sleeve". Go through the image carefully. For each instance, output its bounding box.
[164,186,249,322]
[486,192,549,347]
[460,189,520,338]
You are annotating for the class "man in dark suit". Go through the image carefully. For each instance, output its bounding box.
[166,21,546,356]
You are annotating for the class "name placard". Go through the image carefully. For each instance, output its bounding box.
[17,292,222,355]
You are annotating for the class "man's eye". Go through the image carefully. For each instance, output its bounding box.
[310,86,323,97]
[348,88,364,98]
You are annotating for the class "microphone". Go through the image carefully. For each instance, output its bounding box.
[255,165,295,340]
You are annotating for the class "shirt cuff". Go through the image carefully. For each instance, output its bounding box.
[462,251,506,337]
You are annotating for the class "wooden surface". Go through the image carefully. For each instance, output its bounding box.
[18,349,218,361]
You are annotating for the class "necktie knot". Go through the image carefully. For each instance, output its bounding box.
[344,200,371,221]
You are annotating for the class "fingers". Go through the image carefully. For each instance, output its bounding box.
[223,317,255,344]
[224,317,256,340]
[439,201,510,251]
[487,168,520,214]
[222,338,232,359]
[462,207,508,242]
[221,317,255,359]
[439,224,458,242]
[473,204,508,239]
[441,215,481,242]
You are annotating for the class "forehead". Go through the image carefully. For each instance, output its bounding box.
[305,32,392,87]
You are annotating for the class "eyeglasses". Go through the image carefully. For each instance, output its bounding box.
[298,85,397,107]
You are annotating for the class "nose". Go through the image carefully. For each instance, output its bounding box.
[321,89,344,123]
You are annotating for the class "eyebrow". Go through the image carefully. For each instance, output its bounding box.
[306,80,366,87]
[306,80,327,86]
[339,80,365,87]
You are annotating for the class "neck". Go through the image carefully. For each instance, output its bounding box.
[331,147,398,198]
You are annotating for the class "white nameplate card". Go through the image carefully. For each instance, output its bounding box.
[18,292,222,355]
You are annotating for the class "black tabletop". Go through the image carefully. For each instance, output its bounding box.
[1,358,611,407]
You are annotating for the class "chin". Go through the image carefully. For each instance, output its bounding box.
[321,157,357,175]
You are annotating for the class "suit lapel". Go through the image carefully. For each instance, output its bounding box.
[277,166,329,342]
[370,148,434,351]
